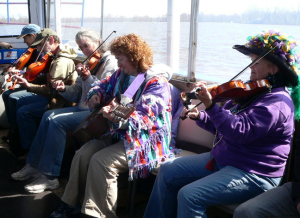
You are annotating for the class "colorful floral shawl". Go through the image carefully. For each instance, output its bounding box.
[87,69,174,180]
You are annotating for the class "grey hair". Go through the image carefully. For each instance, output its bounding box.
[75,28,107,53]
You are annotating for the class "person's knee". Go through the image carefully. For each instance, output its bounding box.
[178,186,198,208]
[2,90,10,101]
[43,110,54,120]
[73,142,101,164]
[17,106,26,119]
[158,160,176,178]
[90,150,110,167]
[158,160,183,186]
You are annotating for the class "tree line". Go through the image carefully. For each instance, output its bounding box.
[1,9,300,25]
[56,9,300,25]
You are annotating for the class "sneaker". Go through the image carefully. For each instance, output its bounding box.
[11,163,41,181]
[24,174,59,193]
[50,201,80,218]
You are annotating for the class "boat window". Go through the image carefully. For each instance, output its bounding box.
[47,0,191,74]
[195,0,300,83]
[0,0,29,37]
[44,0,300,83]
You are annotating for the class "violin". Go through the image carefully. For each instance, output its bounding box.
[180,79,271,107]
[15,47,36,70]
[24,52,53,82]
[5,47,36,82]
[86,53,101,71]
[205,79,271,102]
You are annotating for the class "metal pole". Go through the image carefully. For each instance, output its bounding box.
[100,0,104,39]
[7,0,9,22]
[46,0,51,28]
[81,0,85,27]
[187,0,199,82]
[54,0,62,39]
[167,0,180,74]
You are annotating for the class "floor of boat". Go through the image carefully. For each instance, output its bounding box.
[0,128,151,218]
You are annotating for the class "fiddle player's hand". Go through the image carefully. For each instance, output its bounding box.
[87,94,101,109]
[80,67,91,80]
[75,63,85,73]
[8,69,21,76]
[194,81,213,108]
[3,66,13,73]
[15,75,30,88]
[103,104,119,123]
[52,80,65,91]
[180,106,200,120]
[76,63,91,80]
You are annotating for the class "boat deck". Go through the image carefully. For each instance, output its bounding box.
[0,128,152,218]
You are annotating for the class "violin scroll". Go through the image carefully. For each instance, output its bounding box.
[180,87,201,108]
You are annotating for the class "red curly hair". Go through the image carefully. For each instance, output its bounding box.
[109,33,153,73]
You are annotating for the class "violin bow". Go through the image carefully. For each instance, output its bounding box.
[62,30,116,82]
[231,39,281,80]
[180,39,282,120]
[33,34,50,63]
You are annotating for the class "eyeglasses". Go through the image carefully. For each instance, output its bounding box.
[78,43,90,51]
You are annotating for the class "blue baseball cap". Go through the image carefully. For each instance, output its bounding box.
[16,24,41,39]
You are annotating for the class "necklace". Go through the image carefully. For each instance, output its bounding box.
[213,130,223,147]
[212,104,245,148]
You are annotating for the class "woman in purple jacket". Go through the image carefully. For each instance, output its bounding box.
[144,30,300,217]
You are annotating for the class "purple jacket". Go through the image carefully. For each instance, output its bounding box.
[196,87,294,177]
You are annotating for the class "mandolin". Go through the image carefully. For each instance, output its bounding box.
[73,98,135,144]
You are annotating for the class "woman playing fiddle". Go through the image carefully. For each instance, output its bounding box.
[11,28,118,194]
[144,30,300,217]
[1,24,41,152]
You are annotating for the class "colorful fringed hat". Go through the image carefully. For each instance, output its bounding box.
[233,30,300,120]
[233,30,300,87]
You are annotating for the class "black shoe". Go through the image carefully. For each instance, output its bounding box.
[8,130,25,157]
[51,201,80,218]
[80,213,95,218]
[2,129,14,141]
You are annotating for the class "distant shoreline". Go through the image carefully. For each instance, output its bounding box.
[1,9,300,25]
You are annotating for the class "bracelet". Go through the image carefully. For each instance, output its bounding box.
[189,112,200,120]
[205,101,215,111]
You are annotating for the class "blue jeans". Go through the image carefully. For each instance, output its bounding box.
[234,182,300,217]
[27,106,90,176]
[17,95,49,149]
[144,152,281,218]
[2,87,35,130]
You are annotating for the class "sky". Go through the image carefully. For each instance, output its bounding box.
[1,0,300,19]
[77,0,300,18]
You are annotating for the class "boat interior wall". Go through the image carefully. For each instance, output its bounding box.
[0,38,27,49]
[177,99,214,149]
